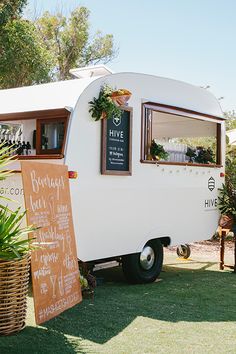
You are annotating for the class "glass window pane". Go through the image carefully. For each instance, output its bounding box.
[149,110,217,164]
[41,121,65,151]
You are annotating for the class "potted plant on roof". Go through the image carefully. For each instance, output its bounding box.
[0,145,36,336]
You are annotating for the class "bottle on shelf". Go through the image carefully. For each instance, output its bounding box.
[17,141,23,155]
[22,141,26,155]
[26,141,31,155]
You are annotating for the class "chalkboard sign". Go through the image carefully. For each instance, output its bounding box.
[21,162,82,325]
[101,107,132,175]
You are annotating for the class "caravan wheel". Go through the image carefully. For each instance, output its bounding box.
[122,240,163,284]
[176,244,191,259]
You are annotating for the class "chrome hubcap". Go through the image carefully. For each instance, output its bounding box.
[140,246,155,270]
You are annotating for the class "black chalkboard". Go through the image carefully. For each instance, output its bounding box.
[101,107,132,175]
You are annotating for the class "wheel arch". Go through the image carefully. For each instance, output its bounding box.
[137,236,171,251]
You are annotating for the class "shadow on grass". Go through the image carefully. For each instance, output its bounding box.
[1,262,236,352]
[42,262,236,344]
[0,325,87,354]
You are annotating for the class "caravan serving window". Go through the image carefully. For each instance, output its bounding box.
[141,103,222,166]
[0,109,69,159]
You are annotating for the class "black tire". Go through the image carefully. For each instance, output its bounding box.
[122,239,163,284]
[176,244,191,259]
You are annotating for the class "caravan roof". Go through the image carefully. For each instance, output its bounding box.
[0,72,224,119]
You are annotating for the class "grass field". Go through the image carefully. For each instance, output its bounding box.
[1,247,236,354]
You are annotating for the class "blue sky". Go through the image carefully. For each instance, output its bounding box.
[26,0,236,112]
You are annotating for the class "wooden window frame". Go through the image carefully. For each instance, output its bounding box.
[0,108,70,159]
[36,117,68,155]
[141,102,223,168]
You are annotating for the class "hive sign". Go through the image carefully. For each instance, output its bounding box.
[205,177,217,210]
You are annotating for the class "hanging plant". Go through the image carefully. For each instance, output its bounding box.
[111,89,132,106]
[89,85,131,121]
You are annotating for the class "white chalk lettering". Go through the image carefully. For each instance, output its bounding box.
[30,170,65,199]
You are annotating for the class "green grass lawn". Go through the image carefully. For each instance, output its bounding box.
[1,251,236,354]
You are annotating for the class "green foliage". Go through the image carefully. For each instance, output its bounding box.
[186,146,196,162]
[150,140,169,160]
[0,144,37,260]
[224,110,236,131]
[0,206,36,260]
[0,4,116,88]
[89,85,122,121]
[186,146,215,164]
[218,183,236,220]
[218,140,236,221]
[0,19,53,88]
[194,146,215,164]
[0,0,27,25]
[35,7,116,80]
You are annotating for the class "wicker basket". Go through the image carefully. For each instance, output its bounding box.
[0,254,31,336]
[111,94,131,106]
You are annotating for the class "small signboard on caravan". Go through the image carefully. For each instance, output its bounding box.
[101,107,132,175]
[21,162,82,324]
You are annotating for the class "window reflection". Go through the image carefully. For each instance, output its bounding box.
[41,121,65,151]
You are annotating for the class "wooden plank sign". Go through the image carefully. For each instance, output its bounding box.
[101,107,132,175]
[21,162,82,324]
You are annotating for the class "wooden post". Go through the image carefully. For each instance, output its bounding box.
[219,228,225,270]
[233,233,236,273]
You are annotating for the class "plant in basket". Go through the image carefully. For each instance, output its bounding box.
[111,89,132,106]
[89,85,132,121]
[0,144,37,336]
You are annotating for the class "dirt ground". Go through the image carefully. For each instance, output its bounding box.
[165,238,236,267]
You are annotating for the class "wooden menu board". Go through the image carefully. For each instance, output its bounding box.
[21,162,82,324]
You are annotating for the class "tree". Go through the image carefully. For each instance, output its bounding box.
[0,4,116,88]
[0,0,53,88]
[224,110,236,131]
[0,19,53,88]
[35,7,116,80]
[0,0,27,25]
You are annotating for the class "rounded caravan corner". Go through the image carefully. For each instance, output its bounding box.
[65,72,225,275]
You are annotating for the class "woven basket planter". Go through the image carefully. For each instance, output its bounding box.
[0,254,31,336]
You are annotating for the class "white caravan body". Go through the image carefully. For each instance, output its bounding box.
[0,71,225,265]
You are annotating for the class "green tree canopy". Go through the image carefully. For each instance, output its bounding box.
[35,7,116,80]
[0,0,27,25]
[224,110,236,131]
[0,19,53,88]
[0,3,116,88]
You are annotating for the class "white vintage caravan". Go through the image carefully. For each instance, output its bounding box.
[0,66,225,283]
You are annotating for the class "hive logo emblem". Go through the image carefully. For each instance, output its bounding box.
[113,116,121,127]
[208,177,215,191]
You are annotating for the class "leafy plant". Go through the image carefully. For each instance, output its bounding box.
[89,85,122,121]
[186,146,215,164]
[195,146,215,164]
[150,140,169,160]
[218,183,236,221]
[0,206,37,260]
[0,144,37,260]
[186,147,196,162]
[218,144,236,223]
